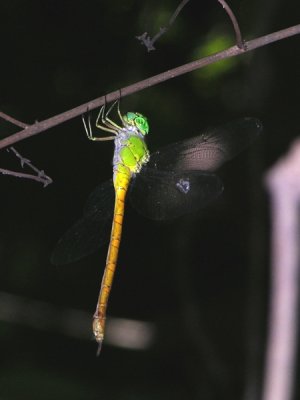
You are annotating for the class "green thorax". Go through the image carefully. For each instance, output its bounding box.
[113,112,150,187]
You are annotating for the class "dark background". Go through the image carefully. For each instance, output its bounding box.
[0,1,299,399]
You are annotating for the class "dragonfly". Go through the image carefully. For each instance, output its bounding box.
[51,101,262,352]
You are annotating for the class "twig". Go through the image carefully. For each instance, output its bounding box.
[7,147,53,187]
[0,24,299,150]
[136,0,190,51]
[0,167,52,187]
[218,0,245,49]
[169,0,190,26]
[0,112,53,186]
[137,0,244,52]
[0,111,28,129]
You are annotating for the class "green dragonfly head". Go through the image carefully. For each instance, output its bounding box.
[123,112,149,136]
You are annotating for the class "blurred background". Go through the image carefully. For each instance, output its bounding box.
[0,0,299,399]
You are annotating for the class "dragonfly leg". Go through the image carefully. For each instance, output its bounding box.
[117,98,126,125]
[82,110,115,141]
[95,104,122,133]
[106,92,125,125]
[101,100,124,131]
[81,94,126,142]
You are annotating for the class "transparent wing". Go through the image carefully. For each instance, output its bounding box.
[51,180,114,265]
[83,179,114,216]
[129,118,262,220]
[148,118,262,172]
[130,169,223,221]
[52,118,262,263]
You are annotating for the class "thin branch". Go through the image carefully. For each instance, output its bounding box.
[218,0,245,49]
[169,0,190,25]
[0,24,299,150]
[7,147,53,186]
[0,168,52,186]
[136,0,190,51]
[0,111,28,129]
[137,0,244,52]
[0,112,52,186]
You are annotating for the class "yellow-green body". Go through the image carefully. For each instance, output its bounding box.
[87,108,149,350]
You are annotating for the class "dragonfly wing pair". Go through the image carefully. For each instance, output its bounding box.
[130,117,262,219]
[51,117,262,266]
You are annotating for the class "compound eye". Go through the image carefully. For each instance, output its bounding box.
[135,115,149,135]
[123,112,149,135]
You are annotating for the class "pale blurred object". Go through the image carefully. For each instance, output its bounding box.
[263,139,300,400]
[105,318,155,350]
[0,291,155,350]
